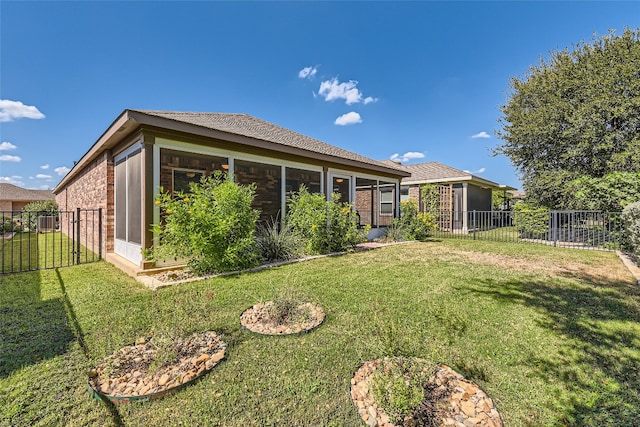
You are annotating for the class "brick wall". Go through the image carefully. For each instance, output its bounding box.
[55,152,113,254]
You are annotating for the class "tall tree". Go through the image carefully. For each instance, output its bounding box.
[495,28,640,208]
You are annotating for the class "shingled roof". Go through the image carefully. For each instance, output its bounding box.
[55,109,409,192]
[380,161,511,190]
[131,110,406,173]
[0,184,55,201]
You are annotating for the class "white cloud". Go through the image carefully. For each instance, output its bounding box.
[0,176,24,186]
[41,164,50,169]
[0,154,21,162]
[319,78,369,105]
[334,112,362,126]
[0,141,17,151]
[54,166,70,176]
[389,152,426,163]
[36,174,52,179]
[471,131,491,139]
[463,167,487,175]
[0,99,45,122]
[298,66,318,79]
[363,96,378,104]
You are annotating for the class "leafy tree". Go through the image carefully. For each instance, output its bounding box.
[21,200,59,231]
[496,28,640,208]
[566,172,640,212]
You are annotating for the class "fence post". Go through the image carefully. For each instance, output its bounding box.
[473,210,476,240]
[553,211,559,247]
[76,208,81,265]
[98,208,103,260]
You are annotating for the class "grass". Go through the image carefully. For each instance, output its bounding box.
[1,239,639,426]
[1,231,98,273]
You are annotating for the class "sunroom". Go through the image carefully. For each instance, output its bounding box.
[55,110,410,272]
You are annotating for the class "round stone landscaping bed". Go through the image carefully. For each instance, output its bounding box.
[88,331,226,404]
[351,357,503,427]
[240,301,325,335]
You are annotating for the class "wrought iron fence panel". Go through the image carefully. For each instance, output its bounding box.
[1,208,102,274]
[429,210,623,251]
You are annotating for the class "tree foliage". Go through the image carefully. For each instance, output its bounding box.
[496,28,640,208]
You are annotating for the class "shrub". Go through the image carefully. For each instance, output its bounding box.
[370,358,435,425]
[256,218,301,262]
[383,223,406,242]
[622,202,640,263]
[392,199,436,241]
[513,203,549,238]
[0,215,19,233]
[287,186,368,254]
[151,173,261,274]
[21,200,58,231]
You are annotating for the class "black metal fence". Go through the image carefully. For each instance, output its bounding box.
[1,208,103,274]
[429,210,623,251]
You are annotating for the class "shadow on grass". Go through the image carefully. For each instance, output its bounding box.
[468,274,640,426]
[0,271,76,378]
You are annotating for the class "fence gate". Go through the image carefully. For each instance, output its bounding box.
[1,208,102,274]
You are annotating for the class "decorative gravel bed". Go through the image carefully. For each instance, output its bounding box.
[351,357,503,427]
[88,331,226,403]
[240,301,325,335]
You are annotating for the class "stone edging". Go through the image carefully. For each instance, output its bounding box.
[350,358,503,427]
[88,331,226,404]
[239,301,325,335]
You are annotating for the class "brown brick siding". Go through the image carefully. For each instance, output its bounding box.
[54,152,113,254]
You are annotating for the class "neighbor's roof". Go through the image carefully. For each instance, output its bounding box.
[382,161,515,191]
[0,184,55,201]
[54,109,409,192]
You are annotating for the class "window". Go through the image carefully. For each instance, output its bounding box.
[380,188,394,215]
[400,186,410,203]
[332,176,350,202]
[234,159,282,223]
[173,169,204,193]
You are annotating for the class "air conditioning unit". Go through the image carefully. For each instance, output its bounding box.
[37,216,57,233]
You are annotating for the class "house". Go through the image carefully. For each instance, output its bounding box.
[0,184,55,211]
[383,161,515,231]
[53,109,410,272]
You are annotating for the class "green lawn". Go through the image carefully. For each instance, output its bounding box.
[1,231,98,273]
[1,240,639,426]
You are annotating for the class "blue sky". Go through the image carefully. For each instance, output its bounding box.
[1,1,638,190]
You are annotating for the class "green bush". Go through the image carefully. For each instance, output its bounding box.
[151,173,261,274]
[287,186,368,254]
[392,199,436,241]
[382,223,406,242]
[1,215,20,233]
[21,200,58,231]
[370,358,434,425]
[256,218,301,262]
[622,202,640,263]
[513,203,549,237]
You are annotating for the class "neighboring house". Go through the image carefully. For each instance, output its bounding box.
[0,184,55,211]
[383,161,515,232]
[53,109,409,272]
